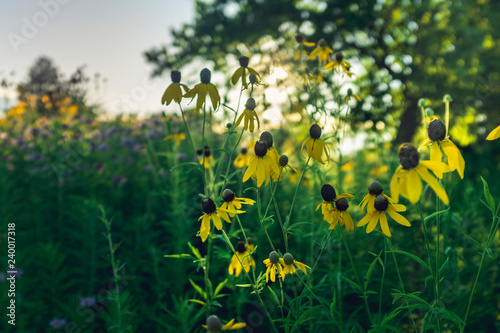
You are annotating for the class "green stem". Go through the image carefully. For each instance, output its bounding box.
[201,104,208,196]
[220,230,279,333]
[285,156,311,230]
[340,227,373,326]
[257,187,275,251]
[272,184,288,252]
[462,206,500,332]
[385,237,418,332]
[378,239,387,323]
[178,103,197,157]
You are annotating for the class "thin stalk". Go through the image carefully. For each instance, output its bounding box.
[462,204,500,332]
[220,230,279,333]
[378,240,387,323]
[257,187,275,251]
[285,156,311,230]
[178,103,197,157]
[272,187,288,252]
[217,127,245,196]
[204,227,213,316]
[385,237,418,332]
[340,227,373,326]
[201,104,208,196]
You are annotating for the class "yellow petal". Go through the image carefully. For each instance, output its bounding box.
[441,140,465,179]
[256,159,266,187]
[415,165,449,205]
[243,156,257,182]
[390,168,401,203]
[387,207,411,227]
[231,67,244,85]
[336,193,355,200]
[430,142,442,165]
[357,213,372,227]
[212,214,222,230]
[406,169,422,204]
[486,125,500,140]
[207,84,220,111]
[379,212,392,237]
[366,212,380,233]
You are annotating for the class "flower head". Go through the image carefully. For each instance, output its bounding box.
[184,68,221,111]
[260,131,280,163]
[164,132,186,145]
[358,181,392,214]
[342,88,361,103]
[419,119,465,179]
[308,39,334,64]
[301,124,330,164]
[231,56,260,89]
[234,147,251,168]
[161,70,190,105]
[198,198,242,242]
[324,52,351,74]
[273,154,297,181]
[390,143,449,205]
[280,252,310,277]
[204,315,246,332]
[243,140,279,187]
[197,145,215,169]
[235,98,260,132]
[294,34,315,61]
[357,195,411,237]
[218,189,255,222]
[316,184,355,230]
[263,251,285,282]
[228,241,255,277]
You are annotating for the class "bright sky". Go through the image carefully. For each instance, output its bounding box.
[0,0,194,115]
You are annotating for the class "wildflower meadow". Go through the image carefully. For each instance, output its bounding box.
[1,1,500,332]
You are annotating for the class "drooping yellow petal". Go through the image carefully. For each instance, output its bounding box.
[231,67,244,85]
[336,193,355,200]
[366,212,380,233]
[441,140,465,179]
[415,165,449,205]
[390,167,402,203]
[243,156,257,182]
[379,212,391,237]
[200,214,211,242]
[358,213,372,227]
[196,84,208,111]
[235,112,245,128]
[358,194,370,212]
[387,206,411,226]
[256,159,266,187]
[406,169,423,204]
[270,265,276,282]
[391,204,406,212]
[206,83,220,111]
[420,160,449,179]
[430,142,442,164]
[486,125,500,140]
[418,138,433,150]
[343,211,354,231]
[212,214,222,230]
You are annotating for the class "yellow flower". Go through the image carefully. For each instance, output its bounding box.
[204,315,246,332]
[263,251,285,283]
[164,132,186,145]
[280,253,310,276]
[342,88,361,103]
[197,145,215,169]
[358,181,393,215]
[301,124,330,164]
[198,198,242,242]
[231,56,260,89]
[161,70,189,105]
[235,98,260,133]
[233,148,251,168]
[218,189,255,222]
[390,143,450,205]
[273,154,297,181]
[294,34,315,61]
[228,241,255,277]
[260,131,280,163]
[184,68,220,111]
[419,119,465,179]
[316,184,355,230]
[486,124,500,140]
[243,141,279,187]
[324,52,351,73]
[357,195,411,237]
[308,39,334,64]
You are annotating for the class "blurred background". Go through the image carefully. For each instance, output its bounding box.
[1,0,500,332]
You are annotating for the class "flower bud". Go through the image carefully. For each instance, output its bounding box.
[200,68,211,84]
[245,98,256,110]
[283,253,294,265]
[309,124,322,139]
[171,70,181,83]
[269,251,280,264]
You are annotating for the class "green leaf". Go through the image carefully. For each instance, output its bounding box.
[481,176,495,213]
[243,187,258,193]
[169,162,201,172]
[435,308,464,327]
[188,299,205,306]
[189,279,206,299]
[188,242,202,259]
[424,207,450,222]
[163,254,195,259]
[340,275,362,292]
[236,284,252,288]
[214,278,227,297]
[267,286,280,305]
[287,222,314,231]
[388,250,431,273]
[393,291,431,308]
[439,258,449,277]
[365,255,380,289]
